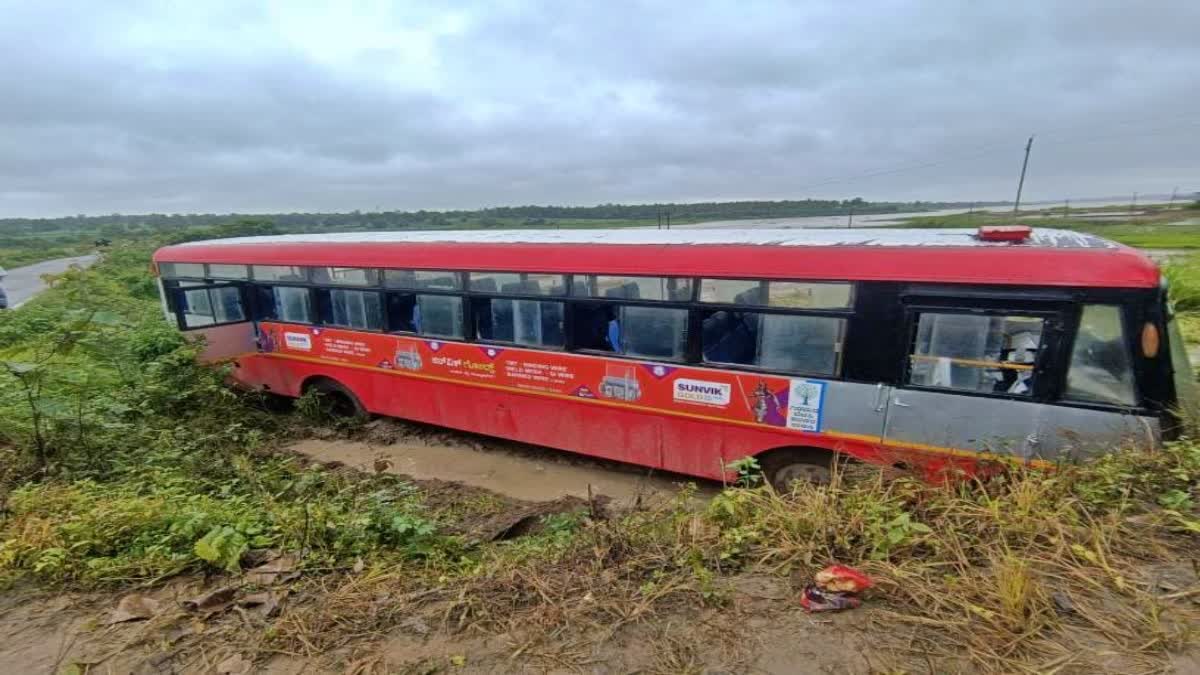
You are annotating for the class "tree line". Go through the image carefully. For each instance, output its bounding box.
[0,198,993,237]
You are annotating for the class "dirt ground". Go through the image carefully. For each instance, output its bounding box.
[0,421,881,674]
[3,420,1196,674]
[0,571,878,674]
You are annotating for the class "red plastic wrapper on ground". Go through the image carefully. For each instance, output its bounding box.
[813,565,873,593]
[800,585,863,612]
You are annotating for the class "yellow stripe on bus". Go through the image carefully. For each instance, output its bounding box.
[250,351,1051,469]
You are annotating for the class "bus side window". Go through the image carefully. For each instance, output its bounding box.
[474,297,565,348]
[907,312,1044,395]
[619,306,688,360]
[255,285,313,324]
[318,288,384,331]
[570,303,687,360]
[180,287,216,327]
[701,310,845,376]
[1063,305,1137,406]
[571,303,620,352]
[179,285,245,328]
[388,292,465,339]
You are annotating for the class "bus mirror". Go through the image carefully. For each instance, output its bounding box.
[1142,322,1160,358]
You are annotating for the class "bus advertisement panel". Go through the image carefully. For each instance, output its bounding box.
[256,321,828,435]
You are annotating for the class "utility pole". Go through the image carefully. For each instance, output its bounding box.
[1170,186,1179,208]
[1131,191,1138,212]
[847,205,854,228]
[657,205,662,230]
[1064,199,1070,218]
[666,211,671,230]
[1013,135,1034,214]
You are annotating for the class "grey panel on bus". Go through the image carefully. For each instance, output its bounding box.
[883,388,1158,462]
[884,389,1037,457]
[813,380,890,439]
[1031,406,1158,462]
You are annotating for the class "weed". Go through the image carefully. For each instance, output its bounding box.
[725,456,762,487]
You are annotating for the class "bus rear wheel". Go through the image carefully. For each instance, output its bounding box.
[302,378,366,419]
[760,449,833,491]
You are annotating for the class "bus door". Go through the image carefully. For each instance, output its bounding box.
[883,293,1069,465]
[168,281,257,362]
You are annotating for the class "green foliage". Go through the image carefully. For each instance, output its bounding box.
[726,456,762,487]
[1165,254,1200,312]
[0,243,452,586]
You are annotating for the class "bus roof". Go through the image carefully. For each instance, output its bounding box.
[154,227,1161,288]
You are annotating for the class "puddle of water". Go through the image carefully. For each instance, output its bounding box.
[290,438,695,505]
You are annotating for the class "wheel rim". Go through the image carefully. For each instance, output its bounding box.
[772,462,831,490]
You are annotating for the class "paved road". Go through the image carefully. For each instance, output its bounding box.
[2,254,98,308]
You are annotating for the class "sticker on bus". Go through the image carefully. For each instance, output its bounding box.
[284,331,313,351]
[673,378,732,407]
[786,379,826,431]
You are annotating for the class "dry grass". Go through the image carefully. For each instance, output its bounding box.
[253,444,1200,673]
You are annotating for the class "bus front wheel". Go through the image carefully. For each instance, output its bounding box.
[759,449,833,491]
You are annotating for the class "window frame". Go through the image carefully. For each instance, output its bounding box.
[698,277,855,310]
[569,273,696,302]
[1060,302,1143,410]
[166,281,250,331]
[385,291,468,340]
[898,303,1060,402]
[316,287,387,332]
[698,308,850,378]
[253,283,317,326]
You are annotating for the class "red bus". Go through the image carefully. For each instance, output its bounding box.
[152,227,1196,488]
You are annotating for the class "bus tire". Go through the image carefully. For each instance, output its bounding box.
[301,377,367,418]
[759,448,834,491]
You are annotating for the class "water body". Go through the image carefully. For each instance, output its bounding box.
[670,206,1002,230]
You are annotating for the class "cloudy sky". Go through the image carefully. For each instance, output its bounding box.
[1,1,1197,217]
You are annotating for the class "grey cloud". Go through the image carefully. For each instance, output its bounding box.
[1,0,1198,217]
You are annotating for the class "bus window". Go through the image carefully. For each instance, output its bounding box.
[470,273,565,295]
[474,298,564,348]
[387,293,465,339]
[702,310,845,376]
[160,262,205,279]
[179,285,245,328]
[384,269,462,290]
[180,287,215,327]
[211,287,245,323]
[1064,305,1137,406]
[700,279,853,309]
[571,303,620,352]
[570,303,687,359]
[619,306,688,359]
[311,267,379,286]
[207,264,248,280]
[319,288,383,331]
[256,286,313,324]
[907,312,1044,395]
[572,275,692,301]
[253,265,309,282]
